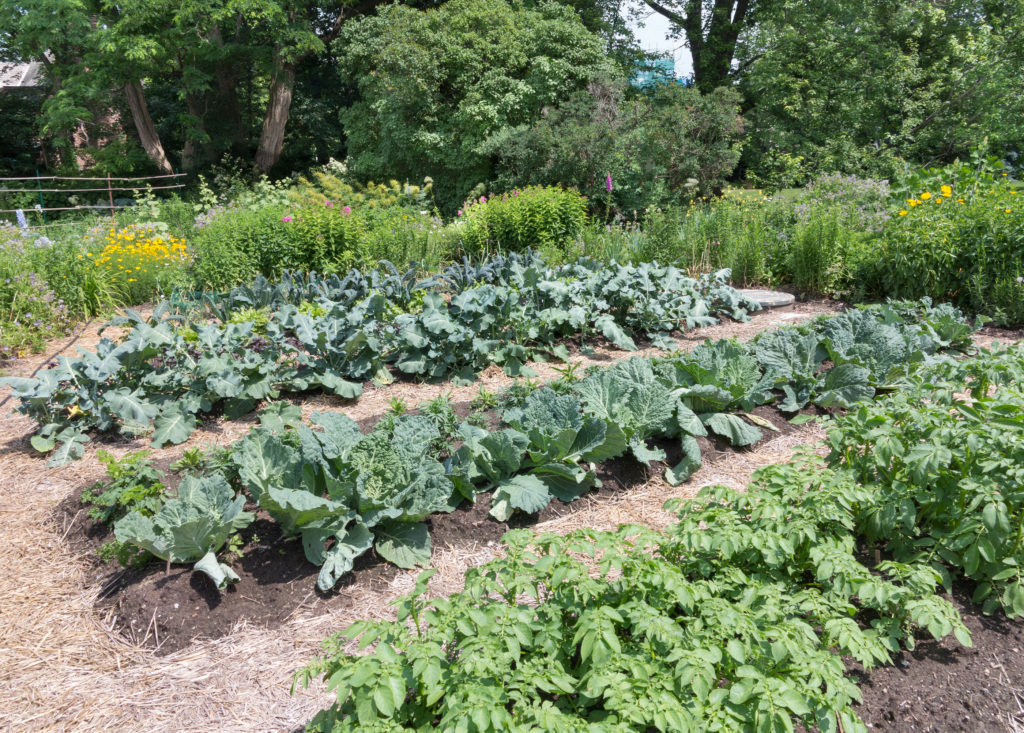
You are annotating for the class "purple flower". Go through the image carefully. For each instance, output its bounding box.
[282,216,293,223]
[325,200,333,207]
[606,174,613,193]
[480,196,487,204]
[343,206,351,215]
[457,209,463,216]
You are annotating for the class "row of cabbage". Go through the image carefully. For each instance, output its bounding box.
[296,342,1024,732]
[103,301,977,592]
[2,255,757,466]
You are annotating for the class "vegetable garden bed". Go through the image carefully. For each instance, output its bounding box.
[3,277,1024,732]
[57,402,807,654]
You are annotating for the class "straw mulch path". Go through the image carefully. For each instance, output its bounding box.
[0,303,844,732]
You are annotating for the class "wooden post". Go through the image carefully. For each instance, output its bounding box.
[35,170,47,224]
[107,172,115,218]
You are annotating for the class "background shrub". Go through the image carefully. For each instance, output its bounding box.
[879,177,1024,325]
[457,186,589,257]
[487,80,745,216]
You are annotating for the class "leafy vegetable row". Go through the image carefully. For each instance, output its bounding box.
[2,255,758,466]
[295,342,1024,733]
[98,301,977,592]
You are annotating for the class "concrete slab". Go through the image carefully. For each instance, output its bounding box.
[740,289,796,309]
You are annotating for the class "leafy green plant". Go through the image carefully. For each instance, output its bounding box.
[231,413,456,590]
[826,344,1024,616]
[80,449,166,524]
[458,186,589,256]
[878,168,1024,325]
[297,452,967,732]
[114,474,254,590]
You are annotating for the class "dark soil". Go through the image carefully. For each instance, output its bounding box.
[55,397,825,655]
[849,584,1024,732]
[56,436,661,655]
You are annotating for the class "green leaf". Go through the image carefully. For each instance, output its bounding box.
[595,315,637,351]
[814,363,874,408]
[30,434,56,453]
[374,521,432,569]
[489,475,552,521]
[666,435,702,485]
[103,388,159,427]
[194,551,240,590]
[152,407,197,448]
[317,522,374,591]
[47,431,89,467]
[704,413,762,447]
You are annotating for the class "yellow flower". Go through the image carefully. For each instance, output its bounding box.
[920,192,932,200]
[1006,209,1012,213]
[940,185,952,197]
[908,199,919,207]
[898,210,908,216]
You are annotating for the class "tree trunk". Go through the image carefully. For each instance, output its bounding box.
[253,50,296,174]
[641,0,750,94]
[124,80,173,174]
[209,23,247,153]
[181,92,208,171]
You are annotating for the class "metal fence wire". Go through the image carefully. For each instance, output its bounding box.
[0,172,187,222]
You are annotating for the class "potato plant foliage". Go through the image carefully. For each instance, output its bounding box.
[298,455,967,733]
[827,343,1024,617]
[299,346,1024,732]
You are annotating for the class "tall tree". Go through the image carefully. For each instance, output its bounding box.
[637,0,768,92]
[737,0,1024,182]
[337,0,613,210]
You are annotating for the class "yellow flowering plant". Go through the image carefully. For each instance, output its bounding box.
[83,224,190,303]
[882,166,1024,325]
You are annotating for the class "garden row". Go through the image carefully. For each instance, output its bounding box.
[4,160,1022,365]
[81,300,975,593]
[2,254,757,466]
[294,339,1024,732]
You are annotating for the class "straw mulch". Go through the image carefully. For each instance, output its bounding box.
[0,300,848,732]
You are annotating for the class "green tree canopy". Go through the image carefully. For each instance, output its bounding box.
[336,0,614,211]
[738,0,1024,183]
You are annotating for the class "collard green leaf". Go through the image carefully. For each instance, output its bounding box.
[666,434,702,485]
[594,314,637,351]
[194,551,241,590]
[703,413,762,447]
[103,388,159,427]
[374,520,432,569]
[259,401,304,433]
[152,406,197,448]
[47,431,89,467]
[317,521,374,591]
[489,474,552,521]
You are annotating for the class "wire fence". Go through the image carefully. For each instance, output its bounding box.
[0,172,188,222]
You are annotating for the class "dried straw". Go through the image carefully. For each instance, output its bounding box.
[2,300,1012,732]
